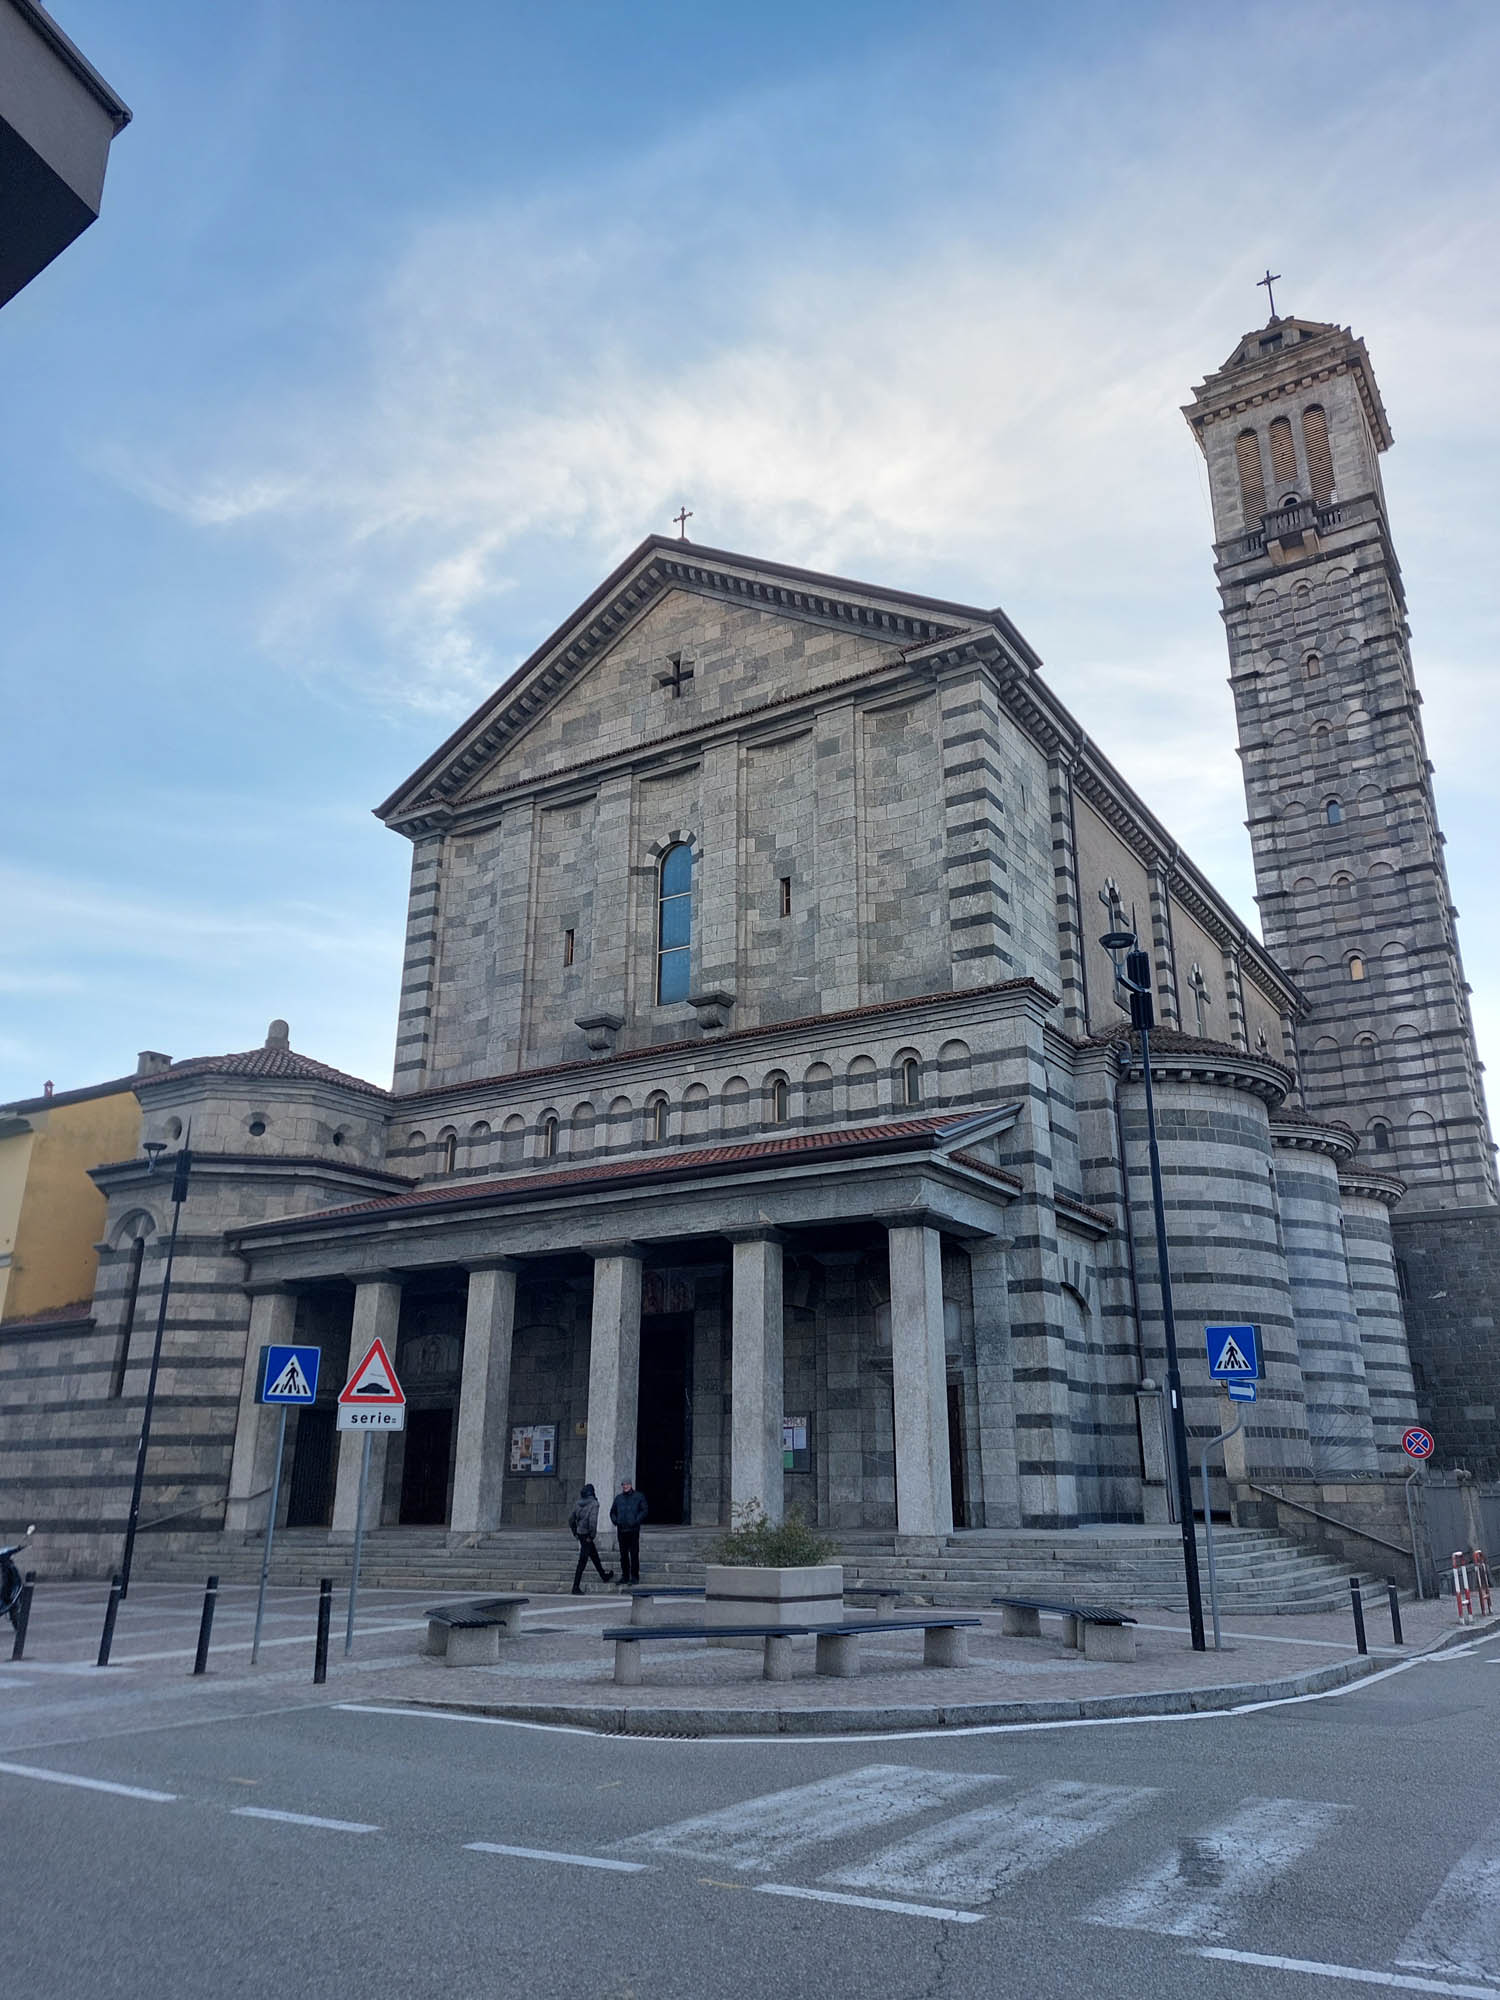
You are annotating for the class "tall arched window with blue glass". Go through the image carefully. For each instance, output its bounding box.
[656,843,694,1004]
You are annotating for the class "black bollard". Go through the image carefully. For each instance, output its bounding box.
[1349,1576,1368,1656]
[313,1576,333,1685]
[96,1572,123,1667]
[1387,1579,1404,1648]
[10,1572,35,1662]
[192,1574,219,1677]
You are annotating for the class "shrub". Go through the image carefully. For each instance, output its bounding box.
[708,1500,838,1568]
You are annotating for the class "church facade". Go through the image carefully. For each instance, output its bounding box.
[1,313,1493,1568]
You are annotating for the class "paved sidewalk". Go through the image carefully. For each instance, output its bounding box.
[1,1576,1488,1746]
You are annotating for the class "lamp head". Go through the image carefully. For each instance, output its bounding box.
[1100,929,1138,953]
[142,1140,167,1168]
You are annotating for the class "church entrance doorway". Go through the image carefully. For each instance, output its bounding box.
[399,1407,454,1525]
[286,1407,337,1528]
[636,1311,692,1525]
[947,1382,969,1529]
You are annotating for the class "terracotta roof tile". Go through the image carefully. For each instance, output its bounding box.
[136,1045,388,1099]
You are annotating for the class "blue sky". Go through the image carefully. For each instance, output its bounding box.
[3,0,1498,1102]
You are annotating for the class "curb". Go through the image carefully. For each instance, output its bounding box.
[370,1651,1389,1738]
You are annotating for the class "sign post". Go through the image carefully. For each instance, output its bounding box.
[336,1338,405,1656]
[251,1344,321,1664]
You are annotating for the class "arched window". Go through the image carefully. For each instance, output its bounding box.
[571,1102,596,1153]
[656,843,693,1004]
[649,1095,669,1144]
[111,1234,147,1398]
[770,1075,790,1124]
[538,1113,559,1160]
[1370,1120,1392,1153]
[500,1115,526,1166]
[1305,652,1322,679]
[1302,405,1334,504]
[1235,430,1265,519]
[1331,873,1355,903]
[899,1055,922,1108]
[1325,798,1342,825]
[1348,954,1366,982]
[441,1131,458,1174]
[1269,415,1297,490]
[1355,1033,1378,1066]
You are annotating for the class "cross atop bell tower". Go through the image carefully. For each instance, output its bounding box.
[1183,315,1496,1217]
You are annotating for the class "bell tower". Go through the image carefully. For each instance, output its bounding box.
[1184,310,1496,1213]
[1185,307,1500,1476]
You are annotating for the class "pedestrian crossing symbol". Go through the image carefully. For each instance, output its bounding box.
[257,1343,321,1405]
[1204,1322,1259,1380]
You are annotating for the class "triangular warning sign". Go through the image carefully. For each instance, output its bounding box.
[1212,1333,1252,1375]
[338,1337,405,1407]
[267,1355,311,1399]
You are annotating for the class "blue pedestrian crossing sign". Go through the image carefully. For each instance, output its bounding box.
[257,1344,321,1405]
[1205,1323,1259,1380]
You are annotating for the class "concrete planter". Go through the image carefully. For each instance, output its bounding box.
[704,1562,844,1647]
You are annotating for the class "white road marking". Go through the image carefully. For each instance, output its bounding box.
[826,1778,1156,1905]
[618,1763,996,1871]
[0,1759,176,1802]
[1086,1795,1348,1940]
[755,1882,983,1923]
[114,1620,425,1665]
[1199,1947,1500,1998]
[465,1842,653,1873]
[232,1807,380,1832]
[1398,1809,1500,1983]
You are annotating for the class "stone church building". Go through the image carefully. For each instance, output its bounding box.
[2,311,1496,1567]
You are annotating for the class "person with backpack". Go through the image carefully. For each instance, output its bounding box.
[567,1482,613,1594]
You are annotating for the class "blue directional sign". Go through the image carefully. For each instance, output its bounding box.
[257,1344,321,1405]
[1205,1323,1260,1380]
[1227,1381,1258,1403]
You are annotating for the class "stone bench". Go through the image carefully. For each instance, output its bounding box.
[600,1616,981,1687]
[422,1596,530,1666]
[626,1586,706,1627]
[993,1595,1138,1661]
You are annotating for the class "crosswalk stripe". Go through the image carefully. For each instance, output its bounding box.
[1397,1808,1500,1984]
[1084,1795,1348,1940]
[824,1779,1157,1906]
[617,1763,997,1872]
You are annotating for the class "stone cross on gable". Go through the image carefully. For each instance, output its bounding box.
[655,650,695,698]
[1188,962,1211,1034]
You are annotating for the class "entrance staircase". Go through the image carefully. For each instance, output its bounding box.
[129,1520,1382,1613]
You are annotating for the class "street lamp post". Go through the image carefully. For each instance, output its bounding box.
[1101,924,1207,1652]
[119,1134,192,1599]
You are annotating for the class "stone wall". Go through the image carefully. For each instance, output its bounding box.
[1393,1206,1500,1479]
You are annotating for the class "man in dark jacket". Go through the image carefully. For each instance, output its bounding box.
[609,1478,648,1587]
[567,1483,613,1594]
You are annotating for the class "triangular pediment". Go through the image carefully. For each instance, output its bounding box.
[376,538,1017,830]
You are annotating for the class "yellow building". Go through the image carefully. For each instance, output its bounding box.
[0,1058,165,1323]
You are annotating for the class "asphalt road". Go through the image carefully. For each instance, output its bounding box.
[3,1626,1497,2000]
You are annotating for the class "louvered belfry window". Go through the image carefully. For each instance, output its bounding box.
[1302,405,1334,504]
[1235,430,1266,520]
[1269,415,1297,492]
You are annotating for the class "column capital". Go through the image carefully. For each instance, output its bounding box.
[877,1209,948,1236]
[584,1240,643,1263]
[725,1227,788,1247]
[348,1268,402,1288]
[466,1256,519,1276]
[245,1280,298,1298]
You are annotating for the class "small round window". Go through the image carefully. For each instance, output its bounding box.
[248,1118,267,1138]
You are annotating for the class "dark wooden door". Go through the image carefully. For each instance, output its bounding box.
[286,1407,336,1528]
[635,1312,692,1525]
[399,1408,454,1525]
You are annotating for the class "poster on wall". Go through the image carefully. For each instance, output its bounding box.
[509,1422,557,1475]
[782,1415,810,1473]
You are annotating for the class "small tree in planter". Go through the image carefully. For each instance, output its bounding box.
[703,1502,843,1639]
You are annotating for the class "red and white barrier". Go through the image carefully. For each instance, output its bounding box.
[1472,1547,1493,1617]
[1451,1550,1473,1625]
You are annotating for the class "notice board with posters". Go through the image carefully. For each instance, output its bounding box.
[509,1422,557,1475]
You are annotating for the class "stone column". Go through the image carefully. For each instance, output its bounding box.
[450,1261,518,1533]
[584,1247,643,1503]
[225,1287,296,1533]
[886,1221,953,1538]
[332,1275,402,1535]
[1147,855,1181,1029]
[730,1231,785,1525]
[970,1240,1020,1527]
